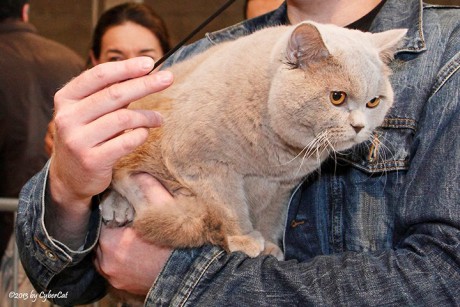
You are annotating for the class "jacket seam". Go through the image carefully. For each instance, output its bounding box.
[431,52,460,96]
[178,250,226,306]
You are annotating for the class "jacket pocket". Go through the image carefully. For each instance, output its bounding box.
[337,117,416,173]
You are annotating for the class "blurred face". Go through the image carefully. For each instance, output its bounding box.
[92,21,164,65]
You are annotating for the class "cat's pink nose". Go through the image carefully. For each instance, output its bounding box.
[351,123,364,134]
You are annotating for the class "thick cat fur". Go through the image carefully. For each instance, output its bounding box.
[100,21,407,260]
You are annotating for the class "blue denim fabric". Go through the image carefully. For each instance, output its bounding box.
[16,0,460,305]
[16,160,106,305]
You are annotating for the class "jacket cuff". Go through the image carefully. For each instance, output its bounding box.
[30,161,101,273]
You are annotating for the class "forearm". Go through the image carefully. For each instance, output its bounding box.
[44,185,93,250]
[150,236,460,306]
[16,162,106,305]
[44,157,97,249]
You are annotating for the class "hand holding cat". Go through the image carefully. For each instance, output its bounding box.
[95,225,171,295]
[95,173,174,295]
[48,57,173,227]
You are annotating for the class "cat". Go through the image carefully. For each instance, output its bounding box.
[100,21,407,261]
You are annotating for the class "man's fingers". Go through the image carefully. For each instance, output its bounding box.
[74,70,173,124]
[57,57,156,101]
[88,128,152,165]
[73,109,163,148]
[52,109,161,179]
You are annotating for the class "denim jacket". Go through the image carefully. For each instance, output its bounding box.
[16,0,460,306]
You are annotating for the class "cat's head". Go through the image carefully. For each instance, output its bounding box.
[267,21,407,154]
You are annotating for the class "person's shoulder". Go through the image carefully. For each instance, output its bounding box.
[423,3,459,61]
[424,3,460,33]
[40,36,81,56]
[32,35,84,67]
[419,3,460,94]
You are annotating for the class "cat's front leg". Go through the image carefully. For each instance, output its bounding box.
[227,230,265,258]
[263,241,284,260]
[100,189,135,227]
[100,171,153,228]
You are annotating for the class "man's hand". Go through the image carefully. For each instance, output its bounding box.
[95,225,172,295]
[48,57,173,221]
[44,57,173,245]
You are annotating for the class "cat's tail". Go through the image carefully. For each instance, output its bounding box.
[133,197,230,251]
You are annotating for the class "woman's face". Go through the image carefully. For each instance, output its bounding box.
[93,21,164,65]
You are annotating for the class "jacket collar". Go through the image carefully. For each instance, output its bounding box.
[370,0,426,54]
[207,0,425,54]
[206,2,288,44]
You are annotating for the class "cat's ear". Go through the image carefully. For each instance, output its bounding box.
[287,23,330,69]
[371,29,408,64]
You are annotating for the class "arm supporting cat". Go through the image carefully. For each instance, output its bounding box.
[44,58,172,247]
[16,58,174,304]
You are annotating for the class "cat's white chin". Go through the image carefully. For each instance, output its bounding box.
[337,136,368,151]
[354,135,369,144]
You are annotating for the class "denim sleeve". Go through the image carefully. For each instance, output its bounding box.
[15,161,107,305]
[146,61,460,306]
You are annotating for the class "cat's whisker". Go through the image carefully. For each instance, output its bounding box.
[368,134,389,186]
[321,131,341,175]
[278,130,328,172]
[278,140,314,166]
[294,136,320,174]
[371,133,399,182]
[295,130,330,175]
[360,131,398,189]
[317,132,329,162]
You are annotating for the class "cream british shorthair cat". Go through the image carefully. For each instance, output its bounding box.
[100,21,406,260]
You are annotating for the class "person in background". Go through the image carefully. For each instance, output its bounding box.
[0,0,83,305]
[244,0,283,19]
[16,0,460,305]
[0,0,84,259]
[44,2,171,156]
[89,2,170,65]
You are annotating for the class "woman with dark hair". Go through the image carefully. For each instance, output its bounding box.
[89,2,171,65]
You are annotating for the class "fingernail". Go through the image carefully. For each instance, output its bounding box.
[151,111,164,125]
[156,71,173,84]
[141,57,155,70]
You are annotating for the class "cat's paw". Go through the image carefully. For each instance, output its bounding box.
[264,241,284,260]
[100,190,135,227]
[227,231,265,258]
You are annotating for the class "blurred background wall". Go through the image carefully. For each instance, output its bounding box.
[29,0,460,60]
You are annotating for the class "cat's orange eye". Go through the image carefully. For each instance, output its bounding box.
[367,96,381,108]
[330,91,347,106]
